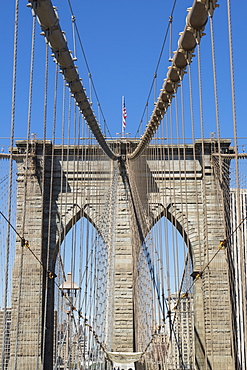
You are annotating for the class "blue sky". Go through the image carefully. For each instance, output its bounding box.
[0,0,246,147]
[0,0,246,313]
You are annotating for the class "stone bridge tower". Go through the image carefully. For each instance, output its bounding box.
[7,139,234,369]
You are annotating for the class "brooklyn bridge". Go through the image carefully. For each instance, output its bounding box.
[0,0,246,369]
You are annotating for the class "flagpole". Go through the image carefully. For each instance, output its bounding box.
[122,95,124,138]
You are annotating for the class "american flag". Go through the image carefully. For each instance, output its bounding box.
[122,97,127,130]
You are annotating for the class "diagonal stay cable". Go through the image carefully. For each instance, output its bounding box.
[28,0,118,160]
[0,214,108,361]
[173,214,247,311]
[135,0,177,138]
[0,210,109,354]
[66,0,112,139]
[130,0,219,160]
[141,213,246,362]
[0,210,56,279]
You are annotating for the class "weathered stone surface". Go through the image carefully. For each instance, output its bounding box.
[8,140,234,369]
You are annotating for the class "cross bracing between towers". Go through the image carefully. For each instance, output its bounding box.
[0,0,247,369]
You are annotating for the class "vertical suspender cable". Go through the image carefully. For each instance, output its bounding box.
[169,16,173,61]
[154,73,157,105]
[187,64,204,271]
[89,73,92,105]
[211,10,239,364]
[26,15,36,141]
[70,101,77,284]
[22,12,36,364]
[208,15,235,363]
[39,40,49,370]
[209,17,221,141]
[71,15,77,61]
[54,79,66,366]
[187,63,209,367]
[197,39,216,366]
[209,16,226,222]
[3,0,19,368]
[197,44,204,139]
[227,0,247,365]
[42,62,59,369]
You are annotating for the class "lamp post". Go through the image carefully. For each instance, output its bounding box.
[59,273,80,369]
